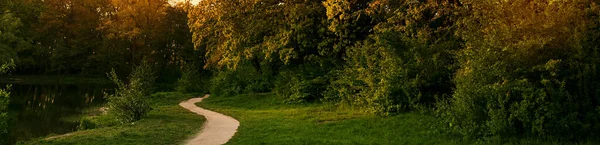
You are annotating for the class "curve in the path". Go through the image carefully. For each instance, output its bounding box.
[179,94,239,145]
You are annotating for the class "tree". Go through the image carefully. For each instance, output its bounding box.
[441,0,600,139]
[0,11,24,66]
[0,6,22,144]
[30,0,108,74]
[325,0,461,114]
[322,0,374,59]
[100,0,170,65]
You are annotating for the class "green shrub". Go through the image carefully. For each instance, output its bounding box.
[274,64,330,103]
[176,63,206,93]
[326,34,456,115]
[209,63,273,97]
[77,117,97,130]
[322,1,459,115]
[439,1,600,139]
[105,61,156,123]
[325,41,402,115]
[0,85,10,145]
[0,61,14,144]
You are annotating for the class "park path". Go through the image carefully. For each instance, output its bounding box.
[179,94,239,145]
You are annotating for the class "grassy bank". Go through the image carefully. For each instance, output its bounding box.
[198,93,599,145]
[19,92,205,145]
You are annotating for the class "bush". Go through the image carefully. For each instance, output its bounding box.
[322,1,459,115]
[274,64,330,103]
[325,41,404,115]
[439,1,600,139]
[326,34,456,115]
[176,63,206,93]
[0,86,10,145]
[209,62,273,97]
[0,61,14,144]
[77,117,97,130]
[105,61,156,123]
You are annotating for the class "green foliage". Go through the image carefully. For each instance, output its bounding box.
[0,11,17,141]
[175,63,206,93]
[0,60,15,74]
[0,11,23,65]
[326,40,404,115]
[4,0,600,142]
[77,117,97,130]
[439,0,600,139]
[274,64,331,103]
[0,85,10,145]
[209,63,273,97]
[0,61,14,145]
[325,1,459,115]
[105,61,156,123]
[4,0,194,76]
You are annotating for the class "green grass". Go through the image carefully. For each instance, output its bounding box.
[197,93,467,145]
[17,92,599,145]
[19,92,205,145]
[198,93,600,145]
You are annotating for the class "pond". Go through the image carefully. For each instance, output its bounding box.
[4,83,112,141]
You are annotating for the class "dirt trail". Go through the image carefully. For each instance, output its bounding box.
[179,94,239,145]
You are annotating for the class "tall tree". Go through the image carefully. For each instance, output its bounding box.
[100,0,170,65]
[31,0,108,74]
[0,12,22,65]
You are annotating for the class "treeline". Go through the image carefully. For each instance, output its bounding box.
[2,0,202,76]
[3,0,600,141]
[188,0,600,140]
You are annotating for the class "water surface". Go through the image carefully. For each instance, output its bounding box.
[5,83,111,141]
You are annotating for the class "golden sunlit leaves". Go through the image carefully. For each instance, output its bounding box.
[99,0,171,63]
[458,0,588,66]
[446,0,600,138]
[101,0,169,40]
[190,0,323,69]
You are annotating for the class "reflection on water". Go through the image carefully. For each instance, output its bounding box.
[5,84,111,141]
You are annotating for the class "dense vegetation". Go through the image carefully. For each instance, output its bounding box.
[1,0,600,143]
[0,64,12,145]
[188,0,600,140]
[105,61,156,123]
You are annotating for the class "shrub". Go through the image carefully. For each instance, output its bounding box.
[209,62,273,97]
[77,117,97,130]
[0,86,10,145]
[326,41,404,115]
[323,1,459,115]
[176,63,206,93]
[105,61,156,123]
[274,64,330,103]
[439,1,600,139]
[0,61,13,144]
[326,34,457,115]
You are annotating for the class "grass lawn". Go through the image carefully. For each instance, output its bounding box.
[19,92,205,145]
[197,93,467,145]
[198,93,600,145]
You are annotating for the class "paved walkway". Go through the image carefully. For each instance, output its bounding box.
[179,94,239,145]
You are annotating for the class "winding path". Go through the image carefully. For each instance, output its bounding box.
[179,94,240,145]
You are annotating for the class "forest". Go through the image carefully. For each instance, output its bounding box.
[1,0,600,144]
